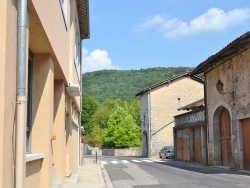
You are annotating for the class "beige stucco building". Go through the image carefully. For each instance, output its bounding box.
[136,72,204,158]
[191,31,250,170]
[0,0,89,187]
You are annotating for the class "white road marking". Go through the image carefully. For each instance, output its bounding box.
[132,160,141,163]
[101,159,166,165]
[121,160,130,163]
[142,160,153,162]
[101,161,107,165]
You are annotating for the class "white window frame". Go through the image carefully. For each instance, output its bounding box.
[59,0,68,28]
[74,18,81,81]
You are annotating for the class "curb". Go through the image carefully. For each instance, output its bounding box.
[100,164,114,188]
[97,162,107,188]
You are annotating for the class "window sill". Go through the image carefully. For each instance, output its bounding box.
[71,118,79,128]
[26,153,44,162]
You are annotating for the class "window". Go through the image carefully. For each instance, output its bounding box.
[74,18,81,81]
[143,114,146,126]
[26,51,33,153]
[59,0,68,27]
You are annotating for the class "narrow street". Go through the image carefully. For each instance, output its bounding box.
[95,156,250,188]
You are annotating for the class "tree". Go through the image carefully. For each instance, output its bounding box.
[92,99,120,130]
[81,93,98,136]
[103,107,141,148]
[123,100,141,126]
[90,125,103,147]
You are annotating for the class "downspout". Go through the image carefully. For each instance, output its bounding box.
[78,39,83,167]
[204,73,209,166]
[147,91,151,157]
[16,0,28,188]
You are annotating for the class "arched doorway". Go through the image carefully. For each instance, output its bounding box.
[142,131,148,157]
[213,106,232,166]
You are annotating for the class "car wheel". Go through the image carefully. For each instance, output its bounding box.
[159,154,162,158]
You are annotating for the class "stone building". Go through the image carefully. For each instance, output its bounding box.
[136,72,204,158]
[191,31,250,170]
[0,0,89,187]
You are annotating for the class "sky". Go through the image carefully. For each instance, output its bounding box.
[81,0,250,73]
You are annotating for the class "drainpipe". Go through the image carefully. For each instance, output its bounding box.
[78,39,83,167]
[147,91,152,157]
[16,0,28,188]
[204,73,209,166]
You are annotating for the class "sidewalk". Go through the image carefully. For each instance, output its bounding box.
[62,157,113,188]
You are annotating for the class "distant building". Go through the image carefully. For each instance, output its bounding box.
[0,0,89,187]
[136,72,204,158]
[191,31,250,170]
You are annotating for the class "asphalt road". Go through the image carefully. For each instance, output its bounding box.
[96,155,250,188]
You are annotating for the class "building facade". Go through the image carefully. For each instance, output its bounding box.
[0,0,89,187]
[136,72,204,158]
[191,31,250,170]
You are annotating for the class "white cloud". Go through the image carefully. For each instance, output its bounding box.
[135,8,250,38]
[82,48,119,73]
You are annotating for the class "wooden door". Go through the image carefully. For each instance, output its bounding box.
[176,130,183,161]
[193,127,202,163]
[182,128,190,161]
[242,118,250,170]
[220,109,232,166]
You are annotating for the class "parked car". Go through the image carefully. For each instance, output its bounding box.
[159,146,174,159]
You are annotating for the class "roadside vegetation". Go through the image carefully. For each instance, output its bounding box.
[81,95,140,148]
[81,67,193,148]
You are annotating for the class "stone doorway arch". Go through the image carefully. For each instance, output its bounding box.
[142,131,148,157]
[212,106,232,166]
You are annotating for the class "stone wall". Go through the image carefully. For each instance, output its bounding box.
[102,148,142,156]
[84,145,102,156]
[84,145,142,156]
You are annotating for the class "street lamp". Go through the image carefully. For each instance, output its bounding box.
[216,79,234,100]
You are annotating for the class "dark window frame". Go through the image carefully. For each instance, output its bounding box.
[26,50,33,153]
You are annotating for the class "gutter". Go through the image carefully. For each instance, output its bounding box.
[16,0,28,188]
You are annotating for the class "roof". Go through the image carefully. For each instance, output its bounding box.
[135,71,203,96]
[177,99,204,111]
[76,0,90,39]
[191,31,250,75]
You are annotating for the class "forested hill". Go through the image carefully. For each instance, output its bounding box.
[82,67,194,103]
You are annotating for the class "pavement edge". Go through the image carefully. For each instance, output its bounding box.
[100,164,114,188]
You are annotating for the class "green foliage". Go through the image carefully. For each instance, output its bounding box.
[91,100,120,130]
[90,125,103,147]
[82,67,194,103]
[103,107,141,148]
[81,93,98,136]
[88,99,141,147]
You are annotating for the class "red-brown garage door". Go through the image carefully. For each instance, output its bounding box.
[176,129,183,161]
[242,118,250,170]
[193,127,202,163]
[182,128,190,161]
[176,128,190,161]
